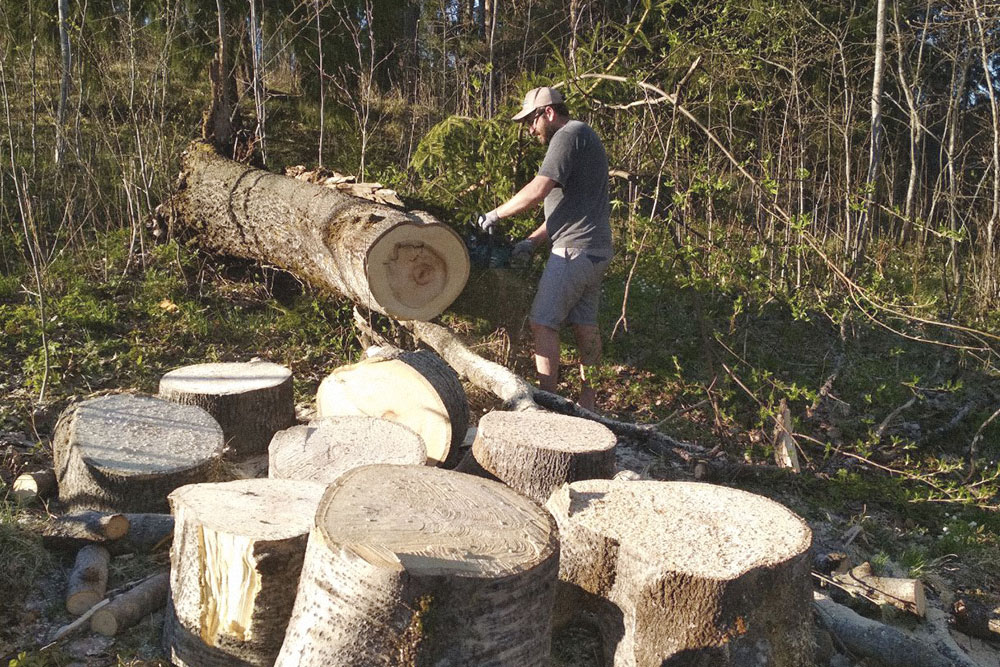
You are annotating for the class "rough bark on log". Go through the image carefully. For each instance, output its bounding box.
[316,348,468,466]
[813,593,957,667]
[159,361,295,457]
[53,394,225,513]
[401,319,709,462]
[546,479,814,666]
[275,464,559,667]
[66,545,111,616]
[161,141,469,321]
[11,468,56,503]
[91,571,169,636]
[470,410,616,504]
[40,511,129,551]
[831,561,926,617]
[107,513,175,555]
[164,478,325,667]
[268,416,426,483]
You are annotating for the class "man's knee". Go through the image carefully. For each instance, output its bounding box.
[572,324,601,366]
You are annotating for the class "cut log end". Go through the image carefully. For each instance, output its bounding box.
[318,464,556,578]
[268,417,426,483]
[366,223,469,321]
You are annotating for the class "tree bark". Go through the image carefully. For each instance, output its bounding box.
[107,513,175,556]
[268,416,426,483]
[164,478,326,667]
[40,511,129,551]
[546,479,814,666]
[316,347,468,465]
[66,545,111,616]
[53,394,225,513]
[91,572,169,636]
[159,360,296,457]
[160,142,469,322]
[275,464,559,667]
[469,410,616,504]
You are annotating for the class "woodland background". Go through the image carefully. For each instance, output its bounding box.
[1,0,1000,663]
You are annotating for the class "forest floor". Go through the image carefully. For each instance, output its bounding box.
[1,234,999,666]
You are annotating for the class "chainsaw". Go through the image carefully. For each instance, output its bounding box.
[464,221,513,269]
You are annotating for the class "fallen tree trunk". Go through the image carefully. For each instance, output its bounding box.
[831,561,926,617]
[159,142,469,321]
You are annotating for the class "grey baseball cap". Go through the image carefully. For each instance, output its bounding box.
[511,86,565,121]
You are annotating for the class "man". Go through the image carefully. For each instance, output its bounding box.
[476,86,613,411]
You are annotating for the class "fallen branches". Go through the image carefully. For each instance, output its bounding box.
[402,319,709,462]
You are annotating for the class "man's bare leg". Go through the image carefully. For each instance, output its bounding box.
[531,322,560,392]
[572,323,601,411]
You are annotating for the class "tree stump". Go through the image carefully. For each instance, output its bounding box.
[164,478,325,667]
[316,348,468,466]
[268,416,426,483]
[545,479,814,666]
[470,410,616,504]
[275,464,559,667]
[53,394,225,513]
[161,141,469,321]
[159,361,295,457]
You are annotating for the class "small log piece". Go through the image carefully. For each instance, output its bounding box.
[832,561,926,617]
[471,411,616,504]
[53,394,224,513]
[316,348,468,466]
[66,545,111,615]
[40,511,129,550]
[275,464,559,667]
[268,416,426,483]
[546,479,814,666]
[91,571,170,636]
[107,513,175,555]
[159,361,295,457]
[164,478,326,667]
[814,593,955,667]
[11,468,56,503]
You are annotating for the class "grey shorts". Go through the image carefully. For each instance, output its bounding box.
[530,248,612,328]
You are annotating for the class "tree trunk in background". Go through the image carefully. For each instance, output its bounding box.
[856,0,887,267]
[973,0,999,299]
[160,142,468,321]
[55,0,71,165]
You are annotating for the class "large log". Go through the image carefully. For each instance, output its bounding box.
[53,394,225,513]
[164,478,326,667]
[159,361,295,457]
[161,141,469,321]
[268,416,426,483]
[275,464,559,667]
[469,410,616,504]
[316,348,468,466]
[546,479,814,666]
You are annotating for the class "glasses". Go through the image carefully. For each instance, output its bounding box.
[526,108,546,127]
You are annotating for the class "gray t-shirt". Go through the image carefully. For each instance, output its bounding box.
[538,120,613,254]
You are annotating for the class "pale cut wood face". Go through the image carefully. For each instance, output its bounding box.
[159,361,291,395]
[366,223,469,321]
[317,464,557,578]
[316,358,451,464]
[73,394,223,474]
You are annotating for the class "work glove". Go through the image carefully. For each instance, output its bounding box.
[511,238,536,260]
[475,210,500,234]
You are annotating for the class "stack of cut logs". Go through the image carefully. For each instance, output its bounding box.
[23,349,833,666]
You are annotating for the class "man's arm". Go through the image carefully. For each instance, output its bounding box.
[493,175,557,219]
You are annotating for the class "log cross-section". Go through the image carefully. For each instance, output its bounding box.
[546,479,815,666]
[163,142,469,321]
[275,464,559,667]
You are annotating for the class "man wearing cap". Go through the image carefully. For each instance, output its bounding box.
[476,86,613,411]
